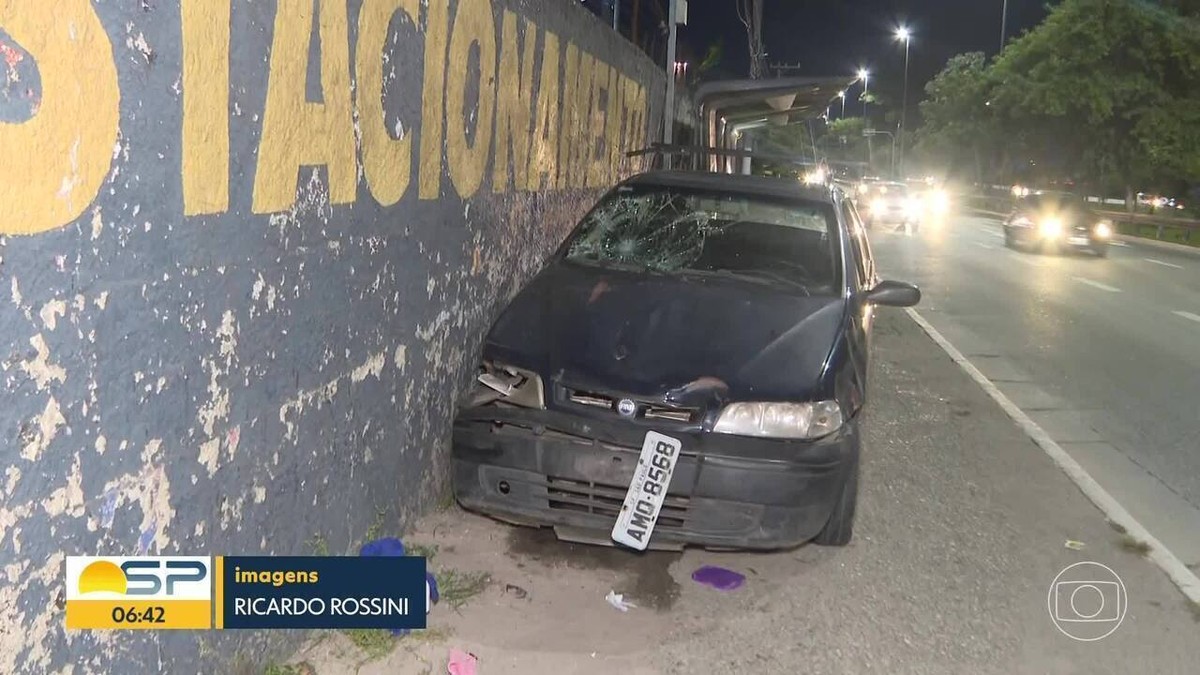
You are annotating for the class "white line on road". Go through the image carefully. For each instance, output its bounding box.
[1173,311,1200,323]
[974,242,995,250]
[1073,277,1122,293]
[1110,241,1129,247]
[984,230,1005,238]
[906,308,1200,604]
[1145,258,1184,269]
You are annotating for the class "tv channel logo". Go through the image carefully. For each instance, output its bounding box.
[1047,561,1127,641]
[65,556,213,630]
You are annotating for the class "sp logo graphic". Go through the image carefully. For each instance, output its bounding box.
[66,556,214,629]
[76,559,208,597]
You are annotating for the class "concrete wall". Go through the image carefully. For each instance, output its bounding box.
[0,0,662,670]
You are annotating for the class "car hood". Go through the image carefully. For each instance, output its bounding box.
[484,261,847,405]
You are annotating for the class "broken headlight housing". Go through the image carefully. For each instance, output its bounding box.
[713,401,844,440]
[470,361,545,409]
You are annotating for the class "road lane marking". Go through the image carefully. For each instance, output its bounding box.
[1073,277,1121,293]
[905,308,1200,604]
[1173,311,1200,323]
[974,242,995,250]
[1110,241,1128,247]
[1145,258,1183,269]
[984,230,1005,238]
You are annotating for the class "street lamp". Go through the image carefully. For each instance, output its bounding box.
[895,26,912,177]
[838,90,846,118]
[858,67,870,117]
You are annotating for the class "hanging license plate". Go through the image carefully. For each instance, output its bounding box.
[611,431,682,551]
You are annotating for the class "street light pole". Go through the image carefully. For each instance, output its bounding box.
[896,27,912,177]
[839,91,846,118]
[664,0,678,169]
[1000,0,1009,50]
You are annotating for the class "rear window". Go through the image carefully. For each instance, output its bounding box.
[563,185,841,292]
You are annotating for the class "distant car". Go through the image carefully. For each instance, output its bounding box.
[862,181,923,231]
[1003,192,1113,257]
[452,171,922,551]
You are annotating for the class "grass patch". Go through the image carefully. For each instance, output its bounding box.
[1118,534,1152,556]
[365,509,389,542]
[1187,600,1200,623]
[1119,222,1200,247]
[408,543,439,561]
[306,534,330,556]
[263,664,313,675]
[436,568,491,610]
[341,628,397,661]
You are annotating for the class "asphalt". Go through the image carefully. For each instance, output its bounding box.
[293,305,1200,674]
[867,214,1200,569]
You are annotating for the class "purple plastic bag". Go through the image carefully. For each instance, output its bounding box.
[691,565,746,591]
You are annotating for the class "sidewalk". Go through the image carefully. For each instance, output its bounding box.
[279,312,1199,674]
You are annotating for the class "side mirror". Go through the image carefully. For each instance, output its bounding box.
[867,280,921,307]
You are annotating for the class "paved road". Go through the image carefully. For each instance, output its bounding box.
[293,311,1199,675]
[868,215,1200,568]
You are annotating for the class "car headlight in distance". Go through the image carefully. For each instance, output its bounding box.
[1038,217,1063,239]
[1094,221,1113,238]
[931,189,950,213]
[713,401,844,440]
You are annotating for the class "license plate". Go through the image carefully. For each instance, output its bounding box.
[611,431,681,551]
[1068,236,1088,245]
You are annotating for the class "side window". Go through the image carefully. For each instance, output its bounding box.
[842,202,873,288]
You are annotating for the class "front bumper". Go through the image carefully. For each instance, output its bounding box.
[451,406,860,550]
[1011,227,1108,251]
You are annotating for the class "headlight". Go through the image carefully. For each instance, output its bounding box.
[904,198,922,216]
[930,189,950,213]
[870,199,886,215]
[713,401,844,439]
[1094,222,1112,238]
[1038,217,1063,238]
[858,183,869,195]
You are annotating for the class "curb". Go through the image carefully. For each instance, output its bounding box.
[906,307,1200,605]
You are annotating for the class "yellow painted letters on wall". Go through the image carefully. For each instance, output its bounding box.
[181,0,231,216]
[444,0,497,200]
[492,11,537,194]
[357,0,419,207]
[252,0,357,213]
[526,30,560,191]
[418,0,450,199]
[0,0,120,235]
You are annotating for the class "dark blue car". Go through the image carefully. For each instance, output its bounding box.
[452,171,921,551]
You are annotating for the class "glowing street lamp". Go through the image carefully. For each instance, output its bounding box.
[858,68,870,118]
[838,90,846,117]
[895,26,912,175]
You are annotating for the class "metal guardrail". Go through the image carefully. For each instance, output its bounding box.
[962,193,1200,244]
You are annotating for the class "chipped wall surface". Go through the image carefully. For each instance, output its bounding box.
[0,0,663,670]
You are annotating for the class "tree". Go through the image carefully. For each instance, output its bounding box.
[915,0,1200,197]
[914,52,1003,183]
[735,0,766,78]
[989,0,1200,199]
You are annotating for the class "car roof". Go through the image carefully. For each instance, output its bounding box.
[620,171,838,204]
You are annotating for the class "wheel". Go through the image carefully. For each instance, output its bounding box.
[1093,244,1109,258]
[813,457,859,547]
[1003,229,1016,248]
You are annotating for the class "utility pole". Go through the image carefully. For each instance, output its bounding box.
[1000,0,1009,50]
[664,0,678,168]
[737,0,765,79]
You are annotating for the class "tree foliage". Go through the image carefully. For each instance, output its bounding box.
[918,0,1200,192]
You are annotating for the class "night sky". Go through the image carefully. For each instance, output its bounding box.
[679,0,1049,121]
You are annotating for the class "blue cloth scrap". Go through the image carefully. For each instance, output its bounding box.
[359,537,439,636]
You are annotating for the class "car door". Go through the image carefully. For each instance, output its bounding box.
[842,200,879,335]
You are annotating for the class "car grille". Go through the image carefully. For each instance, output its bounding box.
[544,476,690,529]
[563,387,700,423]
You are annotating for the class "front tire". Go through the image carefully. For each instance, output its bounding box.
[1003,229,1016,249]
[813,457,859,547]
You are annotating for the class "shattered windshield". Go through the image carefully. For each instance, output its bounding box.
[563,186,840,292]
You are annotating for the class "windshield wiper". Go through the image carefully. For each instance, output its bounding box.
[683,269,811,295]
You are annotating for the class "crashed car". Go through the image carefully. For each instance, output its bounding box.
[1003,191,1113,257]
[452,171,921,551]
